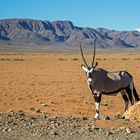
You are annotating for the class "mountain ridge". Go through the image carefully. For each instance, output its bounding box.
[0,18,140,50]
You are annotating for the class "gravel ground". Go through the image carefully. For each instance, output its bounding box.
[0,111,140,140]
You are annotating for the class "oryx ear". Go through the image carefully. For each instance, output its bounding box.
[93,62,98,68]
[81,64,88,72]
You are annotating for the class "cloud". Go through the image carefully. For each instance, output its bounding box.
[134,28,140,32]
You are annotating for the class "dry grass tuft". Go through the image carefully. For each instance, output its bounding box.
[13,58,24,61]
[59,58,67,61]
[122,58,129,60]
[71,58,78,61]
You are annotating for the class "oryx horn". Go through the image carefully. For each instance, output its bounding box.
[91,38,97,67]
[80,43,88,67]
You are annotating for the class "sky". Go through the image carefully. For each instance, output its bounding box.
[0,0,140,31]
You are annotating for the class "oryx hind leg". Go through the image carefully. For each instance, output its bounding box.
[129,79,139,103]
[126,84,134,105]
[120,90,129,111]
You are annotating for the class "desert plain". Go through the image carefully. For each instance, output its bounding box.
[0,50,140,139]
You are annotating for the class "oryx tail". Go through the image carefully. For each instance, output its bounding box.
[133,86,140,102]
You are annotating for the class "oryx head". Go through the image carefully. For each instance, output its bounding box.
[80,39,98,85]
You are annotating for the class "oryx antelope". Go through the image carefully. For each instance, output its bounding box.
[80,39,139,119]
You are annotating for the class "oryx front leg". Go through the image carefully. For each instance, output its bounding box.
[93,92,102,120]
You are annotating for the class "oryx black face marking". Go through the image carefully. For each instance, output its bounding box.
[85,67,94,85]
[80,40,140,120]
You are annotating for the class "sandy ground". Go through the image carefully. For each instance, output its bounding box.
[0,51,140,131]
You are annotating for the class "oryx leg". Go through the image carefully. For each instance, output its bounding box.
[129,80,139,103]
[120,90,129,111]
[93,91,102,119]
[125,86,134,105]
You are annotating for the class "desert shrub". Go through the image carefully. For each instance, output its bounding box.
[0,58,10,61]
[122,58,129,60]
[134,58,140,60]
[96,58,102,60]
[71,58,78,61]
[13,58,24,61]
[59,58,67,61]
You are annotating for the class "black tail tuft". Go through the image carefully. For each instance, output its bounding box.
[133,86,140,102]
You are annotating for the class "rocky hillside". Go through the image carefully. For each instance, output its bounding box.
[0,19,140,49]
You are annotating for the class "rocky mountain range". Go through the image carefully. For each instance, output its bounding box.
[0,19,140,50]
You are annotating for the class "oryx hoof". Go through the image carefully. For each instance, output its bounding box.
[94,114,99,120]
